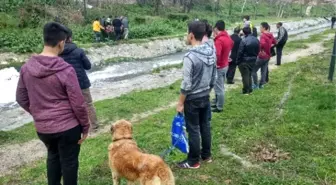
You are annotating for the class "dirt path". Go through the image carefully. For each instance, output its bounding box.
[0,38,332,177]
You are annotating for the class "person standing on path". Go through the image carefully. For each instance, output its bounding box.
[227,27,242,84]
[276,22,288,66]
[332,16,336,29]
[212,20,233,113]
[237,27,260,95]
[59,29,99,131]
[252,22,277,89]
[93,18,105,42]
[176,21,216,169]
[16,22,89,185]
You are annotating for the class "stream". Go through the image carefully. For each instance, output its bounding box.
[0,18,332,131]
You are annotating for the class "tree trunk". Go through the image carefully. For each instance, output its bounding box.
[83,0,87,20]
[229,0,233,16]
[241,0,247,13]
[154,0,161,15]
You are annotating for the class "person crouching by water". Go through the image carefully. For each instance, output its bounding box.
[93,18,105,42]
[237,27,260,95]
[16,22,90,185]
[113,16,123,41]
[59,28,100,132]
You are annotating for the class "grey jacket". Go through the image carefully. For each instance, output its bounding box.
[181,42,217,100]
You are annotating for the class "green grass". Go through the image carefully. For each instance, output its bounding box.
[152,63,183,73]
[1,41,335,184]
[285,29,335,52]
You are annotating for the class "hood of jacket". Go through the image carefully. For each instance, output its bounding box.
[61,43,77,55]
[189,42,216,66]
[262,32,274,40]
[25,55,71,78]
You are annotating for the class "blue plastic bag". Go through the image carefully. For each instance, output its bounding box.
[171,113,189,154]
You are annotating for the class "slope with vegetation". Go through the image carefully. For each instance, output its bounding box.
[0,0,335,53]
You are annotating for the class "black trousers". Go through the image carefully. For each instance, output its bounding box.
[276,43,286,65]
[227,61,237,83]
[184,96,211,165]
[332,21,335,29]
[238,62,255,94]
[38,126,81,185]
[114,27,122,41]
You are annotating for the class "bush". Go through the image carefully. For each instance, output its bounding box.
[0,13,18,28]
[0,28,43,53]
[167,13,189,21]
[129,20,175,39]
[134,17,146,24]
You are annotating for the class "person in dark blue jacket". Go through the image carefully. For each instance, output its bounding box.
[59,29,99,131]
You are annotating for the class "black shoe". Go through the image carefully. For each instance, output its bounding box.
[211,104,217,108]
[227,81,235,84]
[212,108,223,113]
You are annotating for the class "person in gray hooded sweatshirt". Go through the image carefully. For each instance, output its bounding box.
[176,21,217,169]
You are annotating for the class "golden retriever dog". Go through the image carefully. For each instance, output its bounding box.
[108,120,175,185]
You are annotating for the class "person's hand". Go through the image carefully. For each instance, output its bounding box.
[229,58,232,62]
[176,102,184,113]
[78,133,88,144]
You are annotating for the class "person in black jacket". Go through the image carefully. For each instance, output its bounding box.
[227,27,242,84]
[237,27,260,95]
[276,22,288,66]
[59,29,99,131]
[332,16,336,29]
[112,17,123,41]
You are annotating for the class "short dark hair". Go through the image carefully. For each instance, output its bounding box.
[244,15,250,21]
[215,20,225,31]
[243,27,252,35]
[43,22,68,47]
[234,27,241,34]
[260,22,269,30]
[201,19,213,38]
[277,22,283,26]
[95,18,99,21]
[188,21,206,41]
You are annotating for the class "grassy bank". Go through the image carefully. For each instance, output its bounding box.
[0,32,333,146]
[1,40,335,184]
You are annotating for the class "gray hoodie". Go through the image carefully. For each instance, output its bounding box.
[181,42,217,100]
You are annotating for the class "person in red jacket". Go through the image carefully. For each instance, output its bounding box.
[252,22,277,89]
[16,22,89,185]
[212,20,234,113]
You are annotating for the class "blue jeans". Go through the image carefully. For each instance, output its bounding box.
[184,96,211,165]
[214,67,229,110]
[252,58,269,86]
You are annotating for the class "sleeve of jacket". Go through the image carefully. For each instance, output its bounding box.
[64,68,90,134]
[16,69,30,113]
[210,64,217,89]
[80,49,92,70]
[236,40,245,64]
[215,39,223,64]
[278,27,285,43]
[260,37,266,53]
[180,56,193,95]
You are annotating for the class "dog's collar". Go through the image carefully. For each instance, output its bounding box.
[113,137,133,142]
